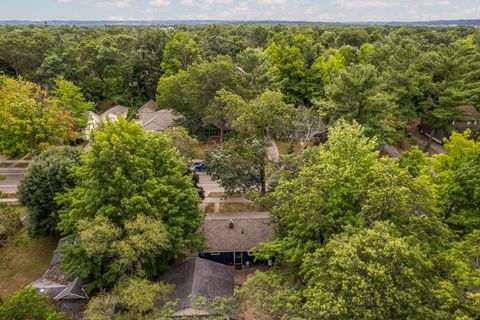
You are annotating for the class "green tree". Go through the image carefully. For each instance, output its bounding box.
[157,56,243,134]
[161,32,200,76]
[236,48,276,99]
[265,42,312,105]
[418,40,480,150]
[84,277,174,320]
[431,130,480,235]
[0,76,76,156]
[232,90,291,140]
[18,146,82,238]
[0,286,64,320]
[261,120,439,268]
[57,118,204,289]
[435,230,480,319]
[53,79,93,131]
[161,127,199,164]
[397,146,429,177]
[204,89,246,142]
[335,28,369,47]
[205,137,268,195]
[0,175,20,244]
[301,222,438,320]
[320,64,406,144]
[235,271,302,320]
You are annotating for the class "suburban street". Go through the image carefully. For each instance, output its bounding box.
[0,170,23,193]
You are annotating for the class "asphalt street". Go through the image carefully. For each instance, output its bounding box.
[0,172,23,193]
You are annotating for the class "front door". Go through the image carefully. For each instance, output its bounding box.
[234,251,243,270]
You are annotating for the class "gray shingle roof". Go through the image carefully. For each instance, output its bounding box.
[137,109,178,132]
[159,257,234,315]
[31,278,67,298]
[202,212,273,252]
[457,105,480,120]
[101,105,128,121]
[54,277,88,300]
[138,100,157,114]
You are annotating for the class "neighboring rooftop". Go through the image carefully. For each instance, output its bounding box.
[159,257,234,317]
[202,212,273,252]
[457,105,480,119]
[138,100,157,114]
[136,100,178,132]
[101,105,128,121]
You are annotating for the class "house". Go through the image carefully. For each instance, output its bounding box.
[452,105,480,132]
[83,111,100,141]
[101,104,129,122]
[159,257,234,317]
[83,105,129,141]
[136,100,179,132]
[200,212,274,269]
[199,122,234,141]
[31,239,88,320]
[420,105,480,144]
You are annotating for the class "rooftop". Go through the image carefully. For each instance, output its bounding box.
[101,105,128,121]
[457,105,480,120]
[159,257,234,316]
[202,212,273,252]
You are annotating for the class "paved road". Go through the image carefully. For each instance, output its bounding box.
[196,171,224,196]
[0,172,23,192]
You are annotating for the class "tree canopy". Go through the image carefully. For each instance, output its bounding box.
[18,146,83,238]
[57,118,204,289]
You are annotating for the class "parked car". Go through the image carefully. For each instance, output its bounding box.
[194,161,206,172]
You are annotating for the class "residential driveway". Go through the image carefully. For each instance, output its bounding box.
[407,127,447,155]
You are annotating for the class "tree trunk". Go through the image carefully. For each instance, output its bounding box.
[219,121,225,143]
[260,165,266,196]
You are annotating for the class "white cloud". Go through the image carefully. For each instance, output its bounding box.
[150,0,170,8]
[181,0,198,6]
[56,0,72,3]
[105,15,125,20]
[95,0,132,9]
[205,0,233,4]
[257,0,288,4]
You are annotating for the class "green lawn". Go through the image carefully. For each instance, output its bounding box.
[0,228,58,298]
[219,202,258,213]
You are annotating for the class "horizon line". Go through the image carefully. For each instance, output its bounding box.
[1,18,480,24]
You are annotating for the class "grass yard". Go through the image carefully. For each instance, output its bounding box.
[194,141,216,159]
[219,202,258,213]
[0,228,58,298]
[206,192,244,198]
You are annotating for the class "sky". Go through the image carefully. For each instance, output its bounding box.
[1,0,480,22]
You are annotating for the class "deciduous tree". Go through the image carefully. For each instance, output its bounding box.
[0,287,64,320]
[57,118,204,289]
[18,146,82,238]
